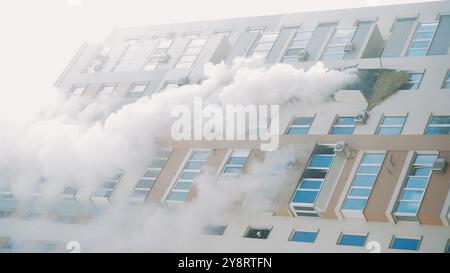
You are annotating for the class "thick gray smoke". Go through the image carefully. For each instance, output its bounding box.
[0,57,356,251]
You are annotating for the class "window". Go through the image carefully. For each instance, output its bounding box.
[128,83,148,95]
[175,37,208,69]
[244,226,272,239]
[249,32,279,59]
[443,71,450,89]
[62,186,78,199]
[91,173,123,200]
[160,81,180,92]
[214,29,232,37]
[445,240,450,253]
[55,213,76,224]
[222,150,250,175]
[112,38,142,71]
[377,116,407,135]
[143,38,173,70]
[400,72,424,90]
[26,210,44,221]
[321,28,356,60]
[286,117,314,135]
[290,144,335,217]
[0,208,13,218]
[342,153,385,212]
[130,149,171,202]
[390,237,421,251]
[182,32,200,38]
[406,22,438,57]
[246,26,266,33]
[96,84,116,99]
[394,153,437,221]
[330,116,356,135]
[69,85,86,97]
[338,234,367,247]
[289,230,318,243]
[203,225,227,236]
[165,150,210,202]
[282,30,314,63]
[425,115,450,135]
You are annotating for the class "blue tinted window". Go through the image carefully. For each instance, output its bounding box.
[342,199,367,210]
[352,175,377,187]
[166,191,188,202]
[293,190,318,204]
[339,234,367,247]
[330,127,354,135]
[378,127,403,135]
[291,231,317,243]
[308,155,333,168]
[396,202,420,214]
[204,225,227,236]
[287,127,309,135]
[391,237,420,250]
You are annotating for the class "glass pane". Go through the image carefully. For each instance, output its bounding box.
[254,42,273,51]
[166,191,188,202]
[185,161,204,170]
[324,46,346,54]
[401,190,423,201]
[299,180,322,190]
[410,167,431,176]
[292,117,314,126]
[343,198,367,211]
[405,177,428,189]
[174,182,193,190]
[430,116,450,124]
[309,155,334,168]
[391,238,420,250]
[290,40,308,48]
[294,32,313,40]
[191,152,209,160]
[418,23,438,31]
[190,38,207,47]
[285,48,301,56]
[287,127,309,135]
[358,166,380,174]
[411,41,430,48]
[396,201,420,214]
[361,153,385,164]
[184,47,202,55]
[293,190,318,204]
[406,49,427,56]
[339,235,367,247]
[136,179,154,189]
[223,167,242,174]
[349,188,371,197]
[382,116,406,125]
[291,231,317,243]
[414,31,434,39]
[334,29,355,37]
[259,34,278,42]
[180,171,197,181]
[331,127,354,135]
[426,127,450,135]
[378,127,402,135]
[352,175,377,187]
[414,154,437,165]
[227,157,247,166]
[336,117,356,125]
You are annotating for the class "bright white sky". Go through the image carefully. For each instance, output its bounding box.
[0,0,437,121]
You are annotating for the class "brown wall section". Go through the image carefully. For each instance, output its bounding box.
[418,152,450,225]
[364,151,408,222]
[146,148,189,203]
[320,154,358,219]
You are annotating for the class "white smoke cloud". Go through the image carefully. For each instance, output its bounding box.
[0,58,356,251]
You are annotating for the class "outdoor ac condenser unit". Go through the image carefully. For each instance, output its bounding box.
[334,141,352,159]
[432,158,448,174]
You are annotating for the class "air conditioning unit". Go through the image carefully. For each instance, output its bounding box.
[355,110,369,124]
[334,141,352,159]
[158,54,170,63]
[297,49,309,61]
[177,77,190,86]
[344,43,354,53]
[432,158,448,173]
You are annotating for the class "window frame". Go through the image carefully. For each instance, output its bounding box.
[390,236,422,251]
[406,22,439,57]
[337,233,368,247]
[221,149,250,176]
[243,226,272,240]
[376,115,407,135]
[425,115,450,135]
[442,70,450,89]
[330,116,356,135]
[285,116,315,135]
[289,229,319,243]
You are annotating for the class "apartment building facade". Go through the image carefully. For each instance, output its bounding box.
[1,1,450,252]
